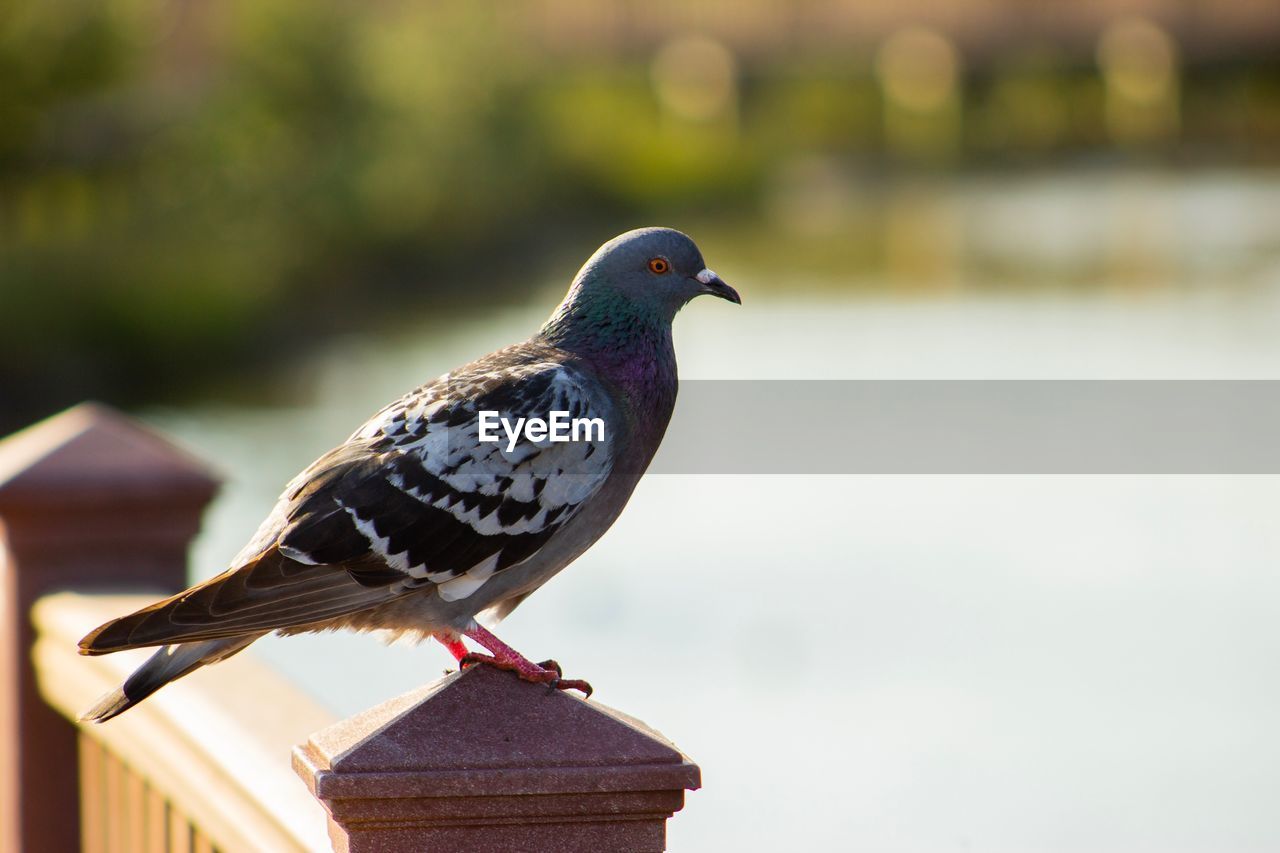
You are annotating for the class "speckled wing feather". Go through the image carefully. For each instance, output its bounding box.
[281,352,616,596]
[80,348,616,652]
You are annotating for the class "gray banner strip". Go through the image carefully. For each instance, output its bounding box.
[650,380,1280,474]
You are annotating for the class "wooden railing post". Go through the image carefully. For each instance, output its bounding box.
[293,665,702,852]
[0,403,219,853]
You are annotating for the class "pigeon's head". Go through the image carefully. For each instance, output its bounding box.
[541,227,739,355]
[575,227,740,318]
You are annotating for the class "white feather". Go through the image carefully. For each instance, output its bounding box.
[434,553,500,601]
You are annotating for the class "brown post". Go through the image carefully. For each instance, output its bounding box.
[0,403,219,853]
[294,665,701,852]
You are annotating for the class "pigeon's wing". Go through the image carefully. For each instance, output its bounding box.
[283,359,618,600]
[79,359,617,653]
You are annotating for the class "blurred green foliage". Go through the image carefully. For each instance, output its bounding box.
[1,0,1277,427]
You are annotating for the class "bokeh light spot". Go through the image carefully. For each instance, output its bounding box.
[875,27,960,114]
[651,35,738,122]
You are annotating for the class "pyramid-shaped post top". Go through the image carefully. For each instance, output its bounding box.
[0,402,220,512]
[294,666,700,851]
[296,665,700,802]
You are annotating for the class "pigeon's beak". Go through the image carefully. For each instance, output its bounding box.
[695,268,741,305]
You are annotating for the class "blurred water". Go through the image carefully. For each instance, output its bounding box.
[146,184,1280,852]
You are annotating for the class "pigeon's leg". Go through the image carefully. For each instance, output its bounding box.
[459,624,592,697]
[432,632,470,663]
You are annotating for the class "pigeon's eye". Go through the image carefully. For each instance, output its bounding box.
[647,257,670,275]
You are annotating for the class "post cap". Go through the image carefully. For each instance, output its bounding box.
[295,665,700,803]
[0,402,220,511]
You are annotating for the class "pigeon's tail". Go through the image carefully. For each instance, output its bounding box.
[80,635,260,724]
[78,547,397,654]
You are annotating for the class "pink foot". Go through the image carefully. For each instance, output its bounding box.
[433,632,470,663]
[454,625,592,697]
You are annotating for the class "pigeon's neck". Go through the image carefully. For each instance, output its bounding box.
[538,291,677,396]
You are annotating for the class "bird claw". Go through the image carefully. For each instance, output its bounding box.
[536,673,594,698]
[536,659,563,677]
[536,660,593,698]
[458,651,503,671]
[458,652,591,697]
[555,677,593,699]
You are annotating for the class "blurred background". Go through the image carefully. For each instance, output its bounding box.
[5,1,1280,851]
[4,0,1280,423]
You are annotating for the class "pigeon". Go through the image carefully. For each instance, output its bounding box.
[78,227,739,722]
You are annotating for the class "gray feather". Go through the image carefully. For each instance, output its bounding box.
[80,635,260,724]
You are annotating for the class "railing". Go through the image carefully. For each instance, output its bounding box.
[0,404,699,852]
[34,592,334,852]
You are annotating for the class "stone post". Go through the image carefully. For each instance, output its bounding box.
[0,403,219,853]
[294,665,701,852]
